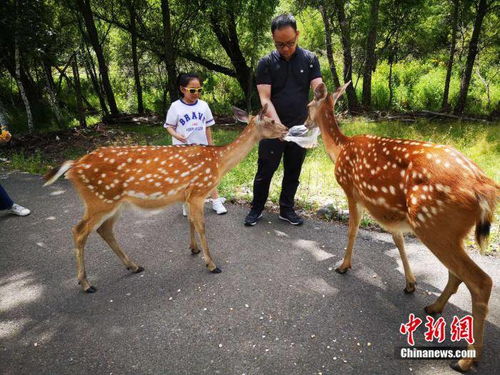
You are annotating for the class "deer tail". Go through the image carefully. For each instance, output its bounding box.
[43,160,74,186]
[475,184,497,254]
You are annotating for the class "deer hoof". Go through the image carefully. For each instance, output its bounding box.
[450,359,472,373]
[404,285,416,294]
[335,267,348,274]
[134,266,144,273]
[210,267,222,274]
[191,248,201,255]
[84,286,97,293]
[424,305,441,315]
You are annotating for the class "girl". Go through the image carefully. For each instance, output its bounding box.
[164,73,227,216]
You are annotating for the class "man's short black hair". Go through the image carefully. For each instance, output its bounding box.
[271,13,297,33]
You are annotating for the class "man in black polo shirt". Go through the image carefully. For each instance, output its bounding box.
[244,13,323,226]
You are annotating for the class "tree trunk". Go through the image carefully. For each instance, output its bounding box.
[454,0,488,114]
[76,0,119,115]
[361,0,380,109]
[129,0,144,114]
[82,43,109,115]
[161,0,178,104]
[388,51,394,108]
[14,38,34,133]
[333,0,361,113]
[441,0,460,112]
[319,5,341,89]
[42,59,64,128]
[72,55,87,127]
[0,98,9,128]
[209,9,253,105]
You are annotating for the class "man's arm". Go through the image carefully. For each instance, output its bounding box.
[256,84,282,124]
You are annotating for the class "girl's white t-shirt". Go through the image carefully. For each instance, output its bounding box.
[163,99,215,145]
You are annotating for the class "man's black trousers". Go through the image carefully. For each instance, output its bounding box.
[251,138,307,212]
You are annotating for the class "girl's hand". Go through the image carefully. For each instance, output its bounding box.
[174,133,188,143]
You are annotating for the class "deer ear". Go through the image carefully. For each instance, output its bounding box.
[257,103,268,121]
[232,106,249,123]
[331,81,350,107]
[314,82,327,101]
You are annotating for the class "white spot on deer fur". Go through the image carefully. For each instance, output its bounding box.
[420,194,427,200]
[444,162,450,168]
[101,173,106,178]
[181,171,190,177]
[389,186,396,195]
[435,159,441,164]
[411,197,418,205]
[431,206,438,214]
[381,186,388,193]
[417,213,426,222]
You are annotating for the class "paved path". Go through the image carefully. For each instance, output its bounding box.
[0,171,499,374]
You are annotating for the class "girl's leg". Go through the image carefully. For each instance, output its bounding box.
[210,189,219,200]
[0,184,14,210]
[211,189,227,214]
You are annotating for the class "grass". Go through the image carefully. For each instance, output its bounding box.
[1,118,498,252]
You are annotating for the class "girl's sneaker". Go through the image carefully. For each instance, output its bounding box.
[212,198,227,215]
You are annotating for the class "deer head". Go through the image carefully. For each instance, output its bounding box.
[305,82,350,130]
[233,104,288,140]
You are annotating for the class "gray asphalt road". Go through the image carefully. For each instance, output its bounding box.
[0,170,499,375]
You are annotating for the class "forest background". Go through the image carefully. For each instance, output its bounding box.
[0,0,498,131]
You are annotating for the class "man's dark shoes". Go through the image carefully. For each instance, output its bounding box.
[244,208,263,226]
[279,209,304,226]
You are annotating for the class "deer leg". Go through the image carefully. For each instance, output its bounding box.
[73,210,108,293]
[188,198,220,273]
[336,199,362,274]
[188,217,200,254]
[96,213,144,274]
[450,260,492,372]
[418,233,492,372]
[391,232,417,294]
[425,271,462,315]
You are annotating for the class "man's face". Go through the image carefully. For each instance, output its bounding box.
[273,26,299,60]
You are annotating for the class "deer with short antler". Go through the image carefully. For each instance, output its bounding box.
[44,105,287,293]
[305,82,498,372]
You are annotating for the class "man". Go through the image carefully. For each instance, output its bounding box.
[244,13,323,226]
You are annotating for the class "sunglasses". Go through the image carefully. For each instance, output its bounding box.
[184,87,203,94]
[274,39,297,49]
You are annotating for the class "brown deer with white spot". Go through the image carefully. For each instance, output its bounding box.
[44,105,287,294]
[306,82,498,372]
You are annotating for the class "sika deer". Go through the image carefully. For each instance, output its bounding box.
[44,105,287,293]
[306,82,498,372]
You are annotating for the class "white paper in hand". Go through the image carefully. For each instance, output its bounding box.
[284,125,320,149]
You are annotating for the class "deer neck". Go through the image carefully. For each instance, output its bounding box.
[317,105,348,162]
[217,123,260,175]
